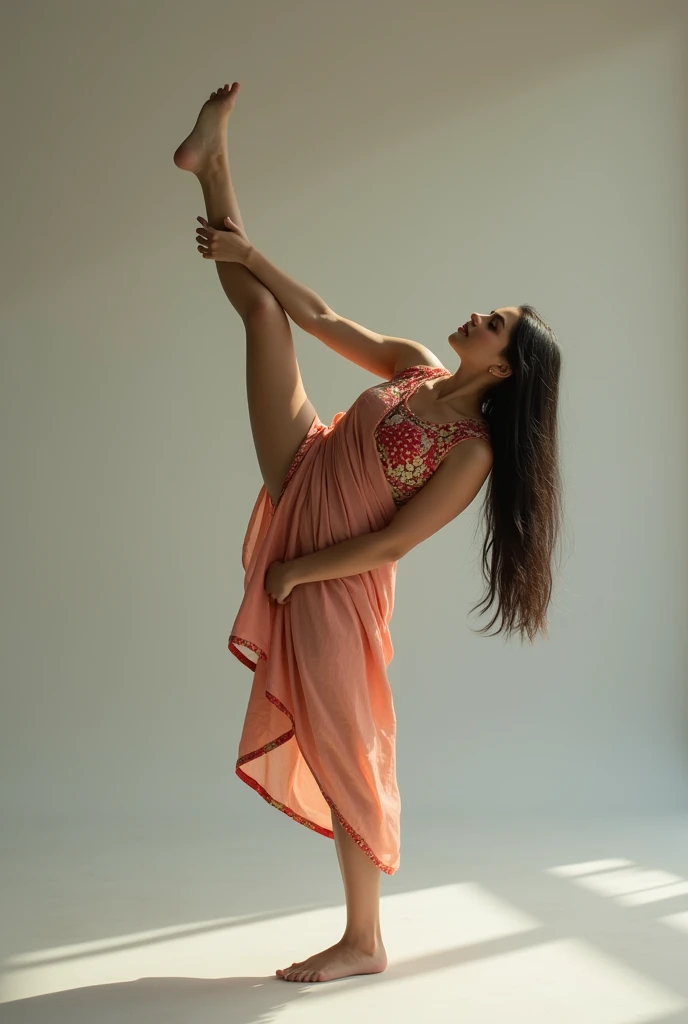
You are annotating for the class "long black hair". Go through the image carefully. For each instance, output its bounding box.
[471,305,563,642]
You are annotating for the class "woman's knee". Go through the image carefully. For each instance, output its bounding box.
[243,291,285,327]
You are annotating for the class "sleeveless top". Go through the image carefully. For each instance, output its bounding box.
[371,365,491,508]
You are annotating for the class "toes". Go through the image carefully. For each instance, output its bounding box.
[276,963,298,976]
[277,954,323,982]
[276,963,303,981]
[281,963,330,983]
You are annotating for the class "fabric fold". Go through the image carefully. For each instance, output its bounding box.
[228,365,455,875]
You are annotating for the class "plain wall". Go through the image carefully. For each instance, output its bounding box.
[1,0,687,826]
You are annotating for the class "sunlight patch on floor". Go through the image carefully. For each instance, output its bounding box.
[572,868,684,899]
[548,857,688,908]
[620,882,688,906]
[660,911,688,937]
[548,859,635,877]
[374,882,540,963]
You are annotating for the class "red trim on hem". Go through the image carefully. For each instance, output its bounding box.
[228,635,267,672]
[235,767,335,840]
[230,648,395,874]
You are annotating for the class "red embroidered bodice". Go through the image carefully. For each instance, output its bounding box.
[372,365,491,508]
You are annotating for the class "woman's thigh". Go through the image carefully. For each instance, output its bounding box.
[243,297,318,504]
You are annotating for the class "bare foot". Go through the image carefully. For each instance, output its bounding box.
[275,937,387,983]
[173,82,240,175]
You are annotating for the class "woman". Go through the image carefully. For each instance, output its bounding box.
[174,82,562,984]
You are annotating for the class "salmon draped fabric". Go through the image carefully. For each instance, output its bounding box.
[229,365,491,874]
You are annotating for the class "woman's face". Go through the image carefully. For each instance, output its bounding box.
[448,307,520,377]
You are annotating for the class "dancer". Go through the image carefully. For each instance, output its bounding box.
[174,82,562,984]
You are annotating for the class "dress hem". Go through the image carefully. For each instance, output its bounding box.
[228,636,266,670]
[229,635,396,875]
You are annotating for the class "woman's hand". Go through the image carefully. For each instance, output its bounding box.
[265,561,298,604]
[196,216,252,264]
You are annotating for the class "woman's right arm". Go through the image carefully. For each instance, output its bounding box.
[200,217,443,379]
[250,240,441,377]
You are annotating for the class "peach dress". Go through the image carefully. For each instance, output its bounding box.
[229,365,490,874]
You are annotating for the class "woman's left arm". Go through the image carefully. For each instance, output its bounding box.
[266,438,493,602]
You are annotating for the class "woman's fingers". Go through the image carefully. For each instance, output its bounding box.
[196,223,213,251]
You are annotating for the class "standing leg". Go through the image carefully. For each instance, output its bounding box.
[276,813,388,983]
[174,83,317,503]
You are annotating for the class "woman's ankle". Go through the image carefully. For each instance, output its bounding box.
[341,926,384,954]
[196,152,229,185]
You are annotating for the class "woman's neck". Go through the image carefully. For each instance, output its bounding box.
[433,366,489,420]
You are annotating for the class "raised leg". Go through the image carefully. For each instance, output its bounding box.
[174,84,317,503]
[175,84,387,986]
[275,812,388,983]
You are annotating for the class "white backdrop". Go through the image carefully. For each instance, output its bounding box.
[1,0,687,828]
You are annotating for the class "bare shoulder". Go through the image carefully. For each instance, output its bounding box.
[392,341,446,374]
[443,433,494,474]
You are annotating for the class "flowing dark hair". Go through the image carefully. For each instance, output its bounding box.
[471,305,563,643]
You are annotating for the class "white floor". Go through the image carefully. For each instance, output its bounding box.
[1,812,688,1023]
